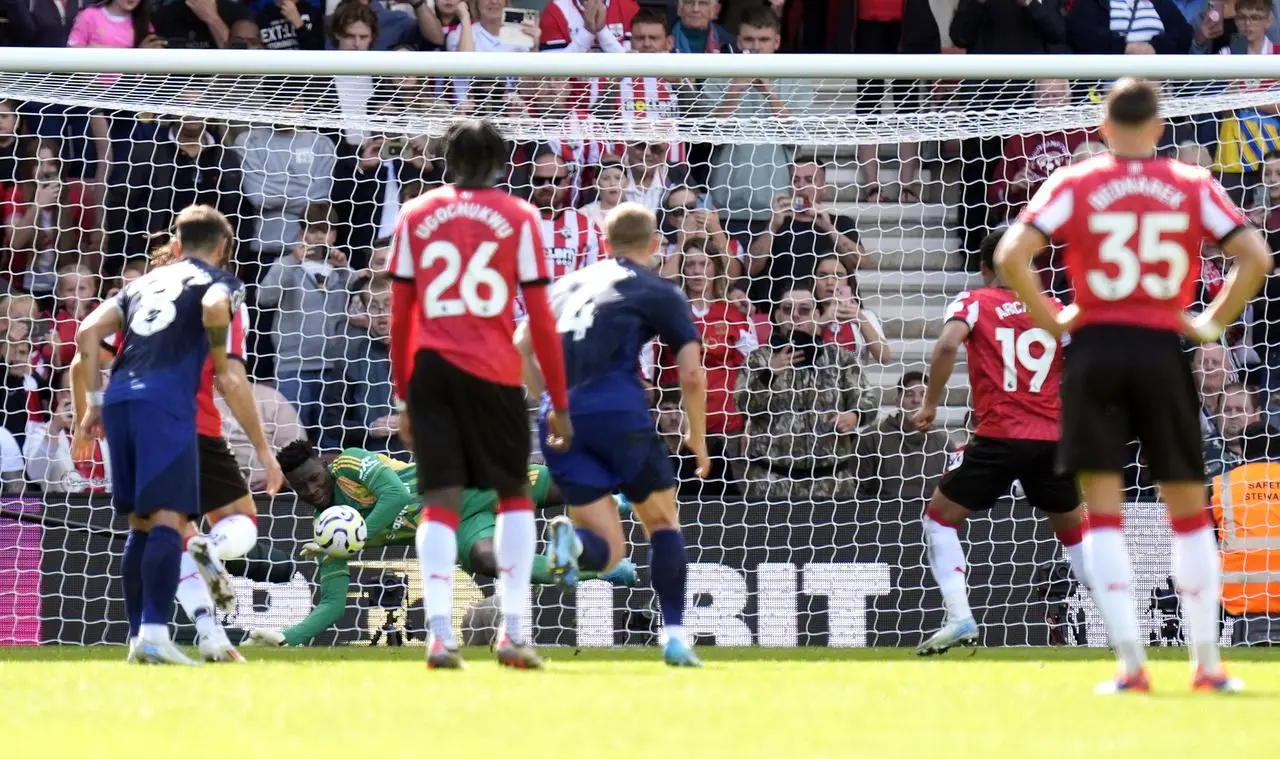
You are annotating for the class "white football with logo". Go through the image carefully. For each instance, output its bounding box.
[314,505,367,557]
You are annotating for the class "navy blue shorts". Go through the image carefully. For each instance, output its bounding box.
[103,400,200,518]
[539,408,675,506]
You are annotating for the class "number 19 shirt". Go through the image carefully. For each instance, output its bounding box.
[944,287,1063,441]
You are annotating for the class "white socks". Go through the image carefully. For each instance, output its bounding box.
[176,551,219,638]
[924,513,973,621]
[495,508,535,645]
[1173,524,1223,674]
[1084,519,1146,675]
[416,517,457,645]
[208,514,257,560]
[1065,541,1090,592]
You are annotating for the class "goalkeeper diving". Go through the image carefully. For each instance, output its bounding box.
[247,441,637,646]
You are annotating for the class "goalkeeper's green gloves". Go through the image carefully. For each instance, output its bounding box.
[245,629,286,647]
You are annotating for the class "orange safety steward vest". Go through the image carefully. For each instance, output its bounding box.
[1210,462,1280,616]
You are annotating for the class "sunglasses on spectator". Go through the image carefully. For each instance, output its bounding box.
[532,174,568,186]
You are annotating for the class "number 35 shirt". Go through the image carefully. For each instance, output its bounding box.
[1019,154,1248,334]
[944,287,1063,441]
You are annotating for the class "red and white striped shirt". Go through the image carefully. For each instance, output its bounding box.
[592,77,687,163]
[541,208,601,280]
[515,209,602,321]
[540,0,638,52]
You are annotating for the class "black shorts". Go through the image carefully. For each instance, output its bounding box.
[198,435,250,514]
[1059,324,1203,482]
[938,435,1078,514]
[407,349,530,496]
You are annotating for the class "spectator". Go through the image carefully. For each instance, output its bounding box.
[813,254,890,364]
[700,8,812,225]
[233,110,337,260]
[23,372,108,493]
[449,0,539,113]
[527,147,601,279]
[952,0,1067,266]
[114,112,246,273]
[330,2,379,146]
[953,0,1065,53]
[857,370,951,502]
[652,385,708,494]
[1206,382,1270,474]
[1176,140,1214,168]
[340,269,400,452]
[734,282,877,502]
[1066,0,1193,54]
[229,16,266,48]
[540,0,637,52]
[672,0,735,52]
[746,159,863,306]
[251,0,325,49]
[662,242,755,439]
[0,329,31,445]
[1209,0,1280,183]
[581,156,625,229]
[215,379,305,490]
[621,140,683,212]
[47,263,96,369]
[9,138,95,298]
[1195,341,1236,423]
[371,50,454,119]
[417,0,465,49]
[988,81,1094,225]
[1,0,83,46]
[0,425,22,495]
[658,184,740,277]
[327,0,424,50]
[152,0,250,48]
[66,0,153,50]
[257,204,354,449]
[0,99,32,248]
[850,0,940,203]
[104,257,145,298]
[591,9,690,164]
[330,134,409,264]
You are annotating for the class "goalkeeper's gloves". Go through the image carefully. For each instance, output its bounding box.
[299,541,326,560]
[245,629,286,647]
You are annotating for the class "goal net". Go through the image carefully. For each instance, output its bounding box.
[1,50,1274,649]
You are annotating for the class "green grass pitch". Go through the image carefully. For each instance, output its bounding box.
[3,646,1279,758]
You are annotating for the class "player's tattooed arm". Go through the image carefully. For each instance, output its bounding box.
[201,285,233,379]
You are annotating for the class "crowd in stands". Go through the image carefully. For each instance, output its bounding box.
[0,0,1276,503]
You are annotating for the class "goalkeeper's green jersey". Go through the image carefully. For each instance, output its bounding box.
[282,448,551,645]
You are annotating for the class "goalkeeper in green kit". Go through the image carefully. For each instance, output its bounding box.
[246,440,637,646]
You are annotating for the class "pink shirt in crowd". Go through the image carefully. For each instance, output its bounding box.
[67,5,143,49]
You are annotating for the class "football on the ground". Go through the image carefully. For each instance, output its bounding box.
[314,505,367,557]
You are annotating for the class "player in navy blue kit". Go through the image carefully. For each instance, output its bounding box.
[518,203,710,666]
[74,205,246,665]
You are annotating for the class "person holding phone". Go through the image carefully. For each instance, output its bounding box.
[813,255,890,365]
[447,0,540,112]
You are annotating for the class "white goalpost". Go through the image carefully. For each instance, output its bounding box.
[0,49,1274,648]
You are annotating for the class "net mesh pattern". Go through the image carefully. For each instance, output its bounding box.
[0,62,1271,648]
